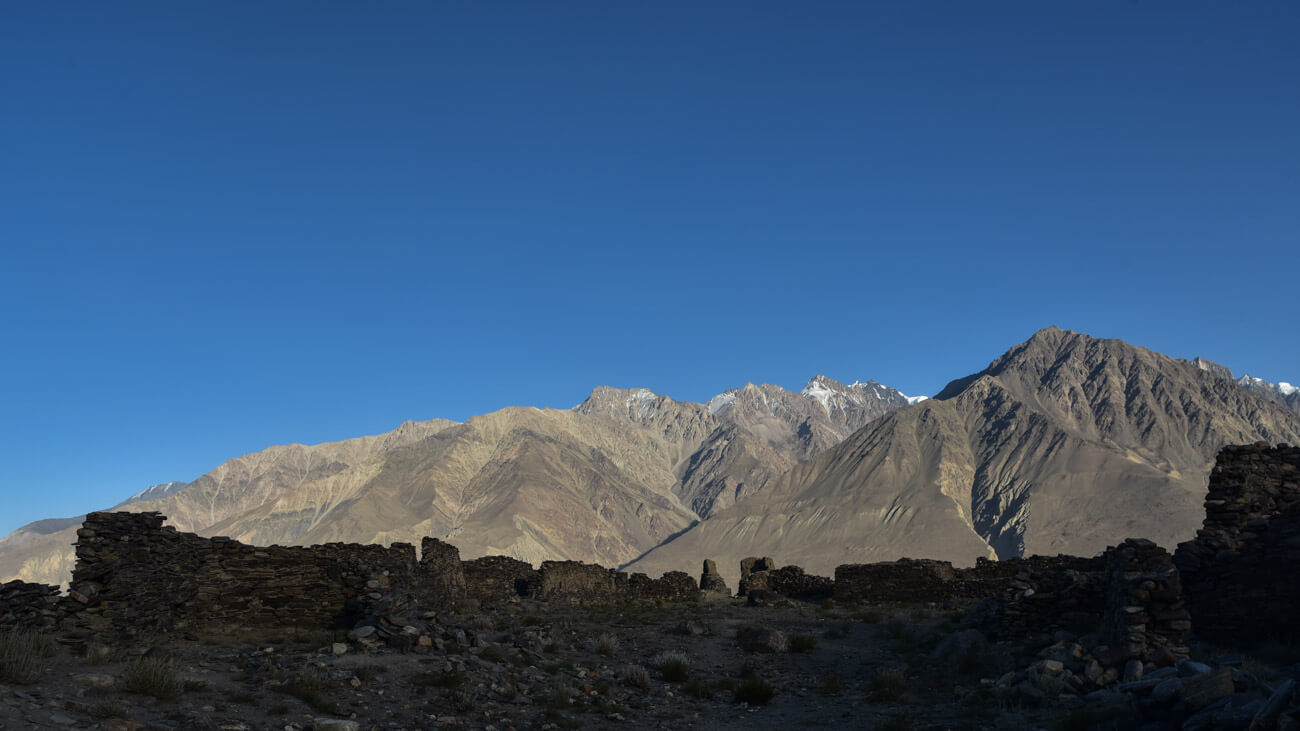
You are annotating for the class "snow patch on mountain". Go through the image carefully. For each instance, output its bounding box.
[800,377,840,414]
[626,389,659,420]
[1239,374,1298,397]
[706,392,737,414]
[126,481,186,504]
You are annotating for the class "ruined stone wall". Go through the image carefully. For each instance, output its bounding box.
[418,537,466,609]
[0,580,63,631]
[534,561,616,603]
[462,556,539,607]
[831,556,1102,604]
[740,565,833,600]
[1103,539,1189,665]
[622,571,698,601]
[1174,442,1300,645]
[72,512,420,636]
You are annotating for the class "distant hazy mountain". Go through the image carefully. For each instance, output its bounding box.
[627,328,1300,586]
[0,377,915,586]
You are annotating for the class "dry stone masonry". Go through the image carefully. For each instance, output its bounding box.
[1174,441,1300,645]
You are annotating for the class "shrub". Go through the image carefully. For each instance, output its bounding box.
[870,666,907,701]
[84,642,113,666]
[684,677,714,699]
[478,646,504,663]
[618,664,650,688]
[734,677,775,705]
[0,629,57,684]
[279,665,339,714]
[820,674,842,696]
[123,657,184,700]
[739,659,760,679]
[594,632,620,657]
[653,651,690,682]
[789,634,818,653]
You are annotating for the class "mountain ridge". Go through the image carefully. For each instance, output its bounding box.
[625,327,1300,587]
[0,375,914,586]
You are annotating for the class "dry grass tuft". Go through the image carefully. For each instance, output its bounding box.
[123,656,185,699]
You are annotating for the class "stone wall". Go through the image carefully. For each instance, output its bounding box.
[831,555,1101,604]
[622,571,698,601]
[534,561,616,603]
[71,512,419,636]
[739,565,833,600]
[1174,442,1300,645]
[462,556,540,607]
[1103,538,1189,665]
[418,537,466,609]
[0,580,63,631]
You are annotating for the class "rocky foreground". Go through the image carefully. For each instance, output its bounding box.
[1,592,1298,730]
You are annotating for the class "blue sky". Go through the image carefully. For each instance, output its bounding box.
[1,2,1297,537]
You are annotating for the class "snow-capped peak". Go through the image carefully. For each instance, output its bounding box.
[706,391,737,415]
[800,375,842,414]
[904,395,929,405]
[626,388,659,420]
[1238,374,1299,398]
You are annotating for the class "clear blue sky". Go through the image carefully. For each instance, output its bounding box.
[2,2,1297,536]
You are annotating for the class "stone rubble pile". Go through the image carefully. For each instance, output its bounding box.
[0,580,62,631]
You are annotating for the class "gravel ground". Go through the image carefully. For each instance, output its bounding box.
[1,598,1103,730]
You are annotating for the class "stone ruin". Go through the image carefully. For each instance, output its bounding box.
[0,442,1296,668]
[1175,441,1300,645]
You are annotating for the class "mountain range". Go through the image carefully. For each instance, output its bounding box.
[3,327,1297,589]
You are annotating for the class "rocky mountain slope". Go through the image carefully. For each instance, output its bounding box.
[627,328,1300,585]
[0,419,459,587]
[1191,356,1300,413]
[0,377,915,586]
